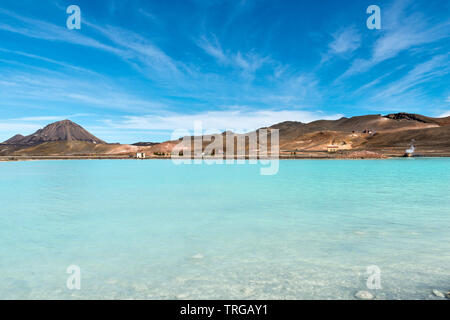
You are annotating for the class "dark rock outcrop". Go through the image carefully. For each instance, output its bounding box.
[2,134,25,145]
[384,113,428,123]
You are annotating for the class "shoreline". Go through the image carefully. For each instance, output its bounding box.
[2,154,450,162]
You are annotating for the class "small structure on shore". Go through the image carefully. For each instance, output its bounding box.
[404,139,415,157]
[362,129,374,134]
[327,145,339,153]
[136,152,146,159]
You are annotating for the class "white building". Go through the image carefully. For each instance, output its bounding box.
[136,152,146,159]
[327,145,339,153]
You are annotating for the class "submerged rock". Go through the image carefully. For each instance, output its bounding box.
[432,289,445,298]
[355,290,374,300]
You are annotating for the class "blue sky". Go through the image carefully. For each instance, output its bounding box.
[0,0,449,143]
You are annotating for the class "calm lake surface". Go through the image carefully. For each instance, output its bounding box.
[0,159,449,299]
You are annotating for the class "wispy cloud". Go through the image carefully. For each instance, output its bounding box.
[330,28,361,54]
[0,0,448,142]
[0,8,184,82]
[12,114,91,122]
[0,114,92,138]
[0,122,42,133]
[102,108,343,134]
[340,0,450,78]
[321,26,361,64]
[139,8,158,22]
[0,8,121,55]
[0,48,101,76]
[84,21,184,79]
[197,35,270,75]
[197,35,228,63]
[0,68,167,113]
[368,54,449,102]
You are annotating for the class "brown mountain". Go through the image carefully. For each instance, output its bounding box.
[269,113,441,136]
[0,120,156,157]
[2,120,106,146]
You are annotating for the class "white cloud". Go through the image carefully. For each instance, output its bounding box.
[139,8,158,22]
[0,9,121,55]
[11,114,91,121]
[0,7,322,110]
[197,35,228,63]
[102,109,343,134]
[368,54,449,102]
[0,48,101,76]
[439,111,450,117]
[0,9,183,82]
[196,35,269,74]
[84,22,182,78]
[341,0,450,78]
[0,122,42,133]
[329,27,361,55]
[0,68,167,113]
[320,26,361,66]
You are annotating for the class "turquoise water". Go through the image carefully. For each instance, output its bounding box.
[0,159,449,299]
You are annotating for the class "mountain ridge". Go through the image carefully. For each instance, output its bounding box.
[2,113,450,158]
